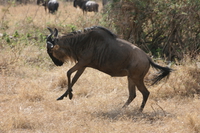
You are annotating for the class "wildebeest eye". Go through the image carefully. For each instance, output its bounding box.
[47,41,54,49]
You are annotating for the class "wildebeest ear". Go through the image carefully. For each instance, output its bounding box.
[54,28,58,37]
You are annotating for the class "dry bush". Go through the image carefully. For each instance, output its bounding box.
[146,56,200,101]
[49,68,68,91]
[18,80,46,102]
[169,57,199,97]
[106,0,200,60]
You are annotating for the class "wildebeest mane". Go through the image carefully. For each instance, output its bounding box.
[63,26,117,38]
[58,26,117,65]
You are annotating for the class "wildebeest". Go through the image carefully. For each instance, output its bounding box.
[42,0,59,14]
[16,0,29,4]
[48,0,59,13]
[37,0,44,5]
[102,0,108,6]
[41,0,49,12]
[73,0,99,14]
[46,26,172,111]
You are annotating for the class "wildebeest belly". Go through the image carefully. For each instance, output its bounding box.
[88,42,134,76]
[104,69,129,77]
[92,65,129,77]
[88,57,130,77]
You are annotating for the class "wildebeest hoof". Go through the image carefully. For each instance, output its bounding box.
[69,93,73,100]
[139,108,143,112]
[57,96,64,100]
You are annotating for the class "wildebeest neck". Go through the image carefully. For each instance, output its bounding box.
[59,33,91,61]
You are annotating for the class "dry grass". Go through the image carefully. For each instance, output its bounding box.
[0,1,105,34]
[0,2,200,133]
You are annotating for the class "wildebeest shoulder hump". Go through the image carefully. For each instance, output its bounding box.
[95,26,117,38]
[63,26,117,38]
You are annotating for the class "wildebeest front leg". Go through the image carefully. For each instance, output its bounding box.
[57,64,86,100]
[68,67,86,99]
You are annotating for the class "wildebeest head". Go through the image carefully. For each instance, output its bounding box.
[47,28,64,66]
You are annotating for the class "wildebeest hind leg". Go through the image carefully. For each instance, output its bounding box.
[136,79,150,112]
[122,77,136,108]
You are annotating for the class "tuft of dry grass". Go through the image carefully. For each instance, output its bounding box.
[150,56,200,100]
[0,2,200,133]
[185,113,200,133]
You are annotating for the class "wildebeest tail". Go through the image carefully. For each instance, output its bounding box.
[148,57,173,85]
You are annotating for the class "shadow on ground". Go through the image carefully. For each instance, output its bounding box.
[92,107,175,124]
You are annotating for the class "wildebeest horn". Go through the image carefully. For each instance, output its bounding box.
[54,28,58,37]
[47,34,52,41]
[47,27,53,34]
[47,27,53,41]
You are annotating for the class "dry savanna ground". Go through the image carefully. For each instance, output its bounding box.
[0,1,200,133]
